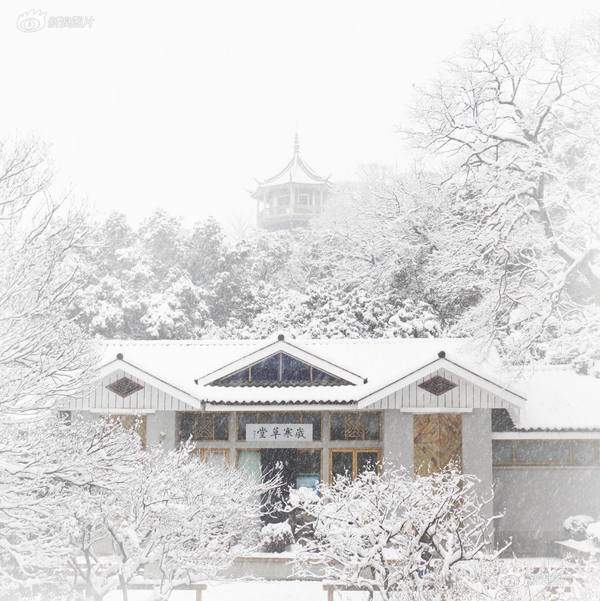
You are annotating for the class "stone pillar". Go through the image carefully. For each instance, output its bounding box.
[146,411,177,450]
[382,410,414,474]
[462,409,493,522]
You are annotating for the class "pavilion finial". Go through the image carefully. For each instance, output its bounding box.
[294,132,300,154]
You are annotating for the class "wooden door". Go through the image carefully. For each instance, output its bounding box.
[413,414,462,477]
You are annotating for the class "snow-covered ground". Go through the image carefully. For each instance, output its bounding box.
[103,581,366,600]
[100,558,572,601]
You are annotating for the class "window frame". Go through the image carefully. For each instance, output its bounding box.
[211,352,349,387]
[492,439,600,466]
[234,448,323,488]
[329,411,382,442]
[178,412,230,443]
[329,448,382,483]
[193,448,230,465]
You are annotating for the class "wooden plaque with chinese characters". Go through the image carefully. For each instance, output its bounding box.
[413,414,462,477]
[246,423,313,443]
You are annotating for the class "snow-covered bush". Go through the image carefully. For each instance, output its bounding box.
[563,515,596,540]
[587,522,600,547]
[288,485,319,507]
[437,558,600,601]
[290,465,504,601]
[67,440,275,600]
[259,521,294,553]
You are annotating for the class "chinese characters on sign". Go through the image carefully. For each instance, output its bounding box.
[246,423,313,442]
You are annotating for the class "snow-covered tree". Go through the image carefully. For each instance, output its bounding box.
[0,135,97,412]
[403,21,600,369]
[214,284,442,340]
[68,440,274,601]
[0,413,274,601]
[315,172,443,292]
[291,466,503,601]
[0,415,144,601]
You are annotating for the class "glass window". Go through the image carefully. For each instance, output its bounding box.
[213,368,248,386]
[196,449,229,467]
[211,353,351,387]
[237,450,262,504]
[492,441,514,464]
[237,412,258,440]
[330,414,346,441]
[302,412,322,441]
[330,413,381,441]
[515,441,570,464]
[297,450,321,477]
[331,449,381,481]
[251,355,280,383]
[259,412,300,424]
[282,354,311,382]
[296,450,321,489]
[179,413,229,442]
[365,413,381,441]
[493,439,600,466]
[331,451,354,480]
[571,441,598,465]
[277,195,290,206]
[180,413,194,441]
[357,451,379,475]
[297,194,310,205]
[312,366,342,384]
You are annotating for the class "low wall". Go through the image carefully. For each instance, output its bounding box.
[220,553,324,580]
[493,466,600,556]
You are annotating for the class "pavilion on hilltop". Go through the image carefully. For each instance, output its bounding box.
[251,134,331,231]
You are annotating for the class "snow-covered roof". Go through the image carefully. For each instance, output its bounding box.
[517,366,600,431]
[93,336,600,430]
[96,336,509,403]
[251,134,330,193]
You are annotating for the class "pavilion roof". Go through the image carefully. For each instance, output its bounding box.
[252,134,330,194]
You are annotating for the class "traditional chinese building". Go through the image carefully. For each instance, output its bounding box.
[63,334,600,556]
[251,134,331,231]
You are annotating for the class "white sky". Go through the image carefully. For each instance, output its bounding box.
[1,0,598,227]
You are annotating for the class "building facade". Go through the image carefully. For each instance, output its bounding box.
[64,334,600,556]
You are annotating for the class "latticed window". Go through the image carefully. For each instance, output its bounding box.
[330,412,381,441]
[179,413,229,442]
[105,377,144,398]
[418,375,457,396]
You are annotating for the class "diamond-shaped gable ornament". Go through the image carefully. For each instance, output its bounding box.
[418,375,457,396]
[106,377,143,398]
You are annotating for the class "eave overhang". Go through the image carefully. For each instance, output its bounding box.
[98,358,203,410]
[356,354,526,410]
